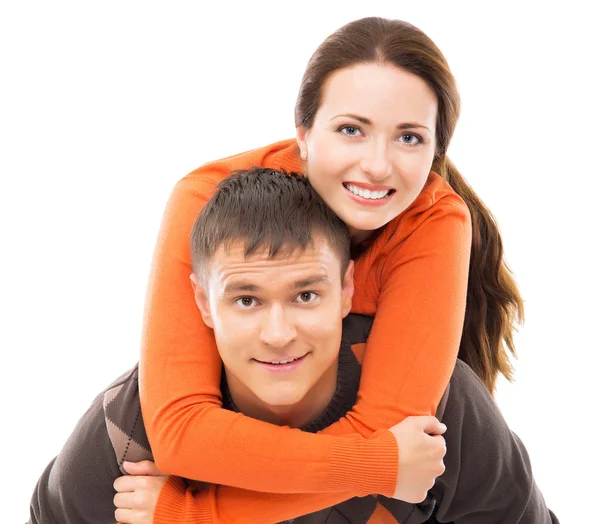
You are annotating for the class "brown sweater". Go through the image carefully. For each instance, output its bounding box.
[28,314,558,523]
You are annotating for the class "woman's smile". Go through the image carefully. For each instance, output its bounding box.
[342,181,396,207]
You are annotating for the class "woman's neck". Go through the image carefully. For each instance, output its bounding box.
[348,226,372,246]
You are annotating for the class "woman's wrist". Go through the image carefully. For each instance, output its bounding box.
[327,429,398,497]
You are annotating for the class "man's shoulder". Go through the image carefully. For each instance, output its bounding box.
[28,369,144,522]
[343,314,374,347]
[102,364,153,473]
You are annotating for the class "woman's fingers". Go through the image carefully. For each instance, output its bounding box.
[122,460,165,476]
[114,507,133,523]
[113,474,146,493]
[113,491,133,508]
[113,473,168,524]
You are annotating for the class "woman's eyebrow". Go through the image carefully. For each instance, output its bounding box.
[398,122,430,131]
[331,113,431,132]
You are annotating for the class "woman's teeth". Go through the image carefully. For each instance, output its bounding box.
[344,183,391,200]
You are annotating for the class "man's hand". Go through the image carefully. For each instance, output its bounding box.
[113,460,168,524]
[389,416,447,503]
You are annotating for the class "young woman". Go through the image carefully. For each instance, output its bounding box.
[130,16,522,523]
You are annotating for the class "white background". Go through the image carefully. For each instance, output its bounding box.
[1,1,598,521]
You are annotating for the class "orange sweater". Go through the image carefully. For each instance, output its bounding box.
[139,139,472,523]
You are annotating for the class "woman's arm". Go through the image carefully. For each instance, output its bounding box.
[349,186,472,430]
[125,475,357,524]
[139,173,398,497]
[150,415,447,524]
[140,161,467,518]
[119,411,446,524]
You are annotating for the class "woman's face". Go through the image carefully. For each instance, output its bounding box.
[297,62,438,242]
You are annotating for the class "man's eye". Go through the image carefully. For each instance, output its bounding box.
[236,297,257,308]
[296,292,318,303]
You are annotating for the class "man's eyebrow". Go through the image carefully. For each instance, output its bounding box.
[223,282,260,294]
[331,113,431,132]
[293,275,331,289]
[223,275,331,294]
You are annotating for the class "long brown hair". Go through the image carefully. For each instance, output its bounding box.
[295,17,523,393]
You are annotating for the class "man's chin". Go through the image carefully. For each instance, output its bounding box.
[254,384,306,413]
[257,388,305,408]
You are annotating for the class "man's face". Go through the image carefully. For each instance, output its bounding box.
[191,238,354,416]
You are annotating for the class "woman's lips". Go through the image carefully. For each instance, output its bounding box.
[344,181,395,191]
[343,183,395,207]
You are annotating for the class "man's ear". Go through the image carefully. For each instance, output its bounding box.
[296,125,309,161]
[341,260,355,318]
[190,273,214,329]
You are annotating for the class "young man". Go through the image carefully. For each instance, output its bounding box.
[28,168,558,523]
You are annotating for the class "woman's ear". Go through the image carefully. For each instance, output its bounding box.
[190,273,214,328]
[296,126,309,161]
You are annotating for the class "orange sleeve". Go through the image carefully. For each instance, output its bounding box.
[350,192,472,429]
[139,174,398,500]
[146,187,471,524]
[141,165,470,522]
[153,477,358,524]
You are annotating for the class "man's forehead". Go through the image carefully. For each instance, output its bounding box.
[207,241,340,292]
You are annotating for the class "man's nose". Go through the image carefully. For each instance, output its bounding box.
[259,304,297,348]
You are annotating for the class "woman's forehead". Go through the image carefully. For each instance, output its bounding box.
[317,62,438,128]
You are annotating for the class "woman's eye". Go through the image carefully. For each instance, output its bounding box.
[236,297,257,308]
[295,292,318,303]
[400,133,423,145]
[339,125,361,137]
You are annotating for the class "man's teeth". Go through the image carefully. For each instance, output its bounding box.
[345,183,390,200]
[269,357,300,365]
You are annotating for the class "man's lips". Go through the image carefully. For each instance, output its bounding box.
[253,353,307,364]
[252,353,309,372]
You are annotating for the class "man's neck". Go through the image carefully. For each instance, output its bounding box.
[225,361,339,429]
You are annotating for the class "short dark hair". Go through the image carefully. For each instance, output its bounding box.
[190,167,351,281]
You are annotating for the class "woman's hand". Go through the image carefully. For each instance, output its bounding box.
[389,416,447,503]
[113,460,168,524]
